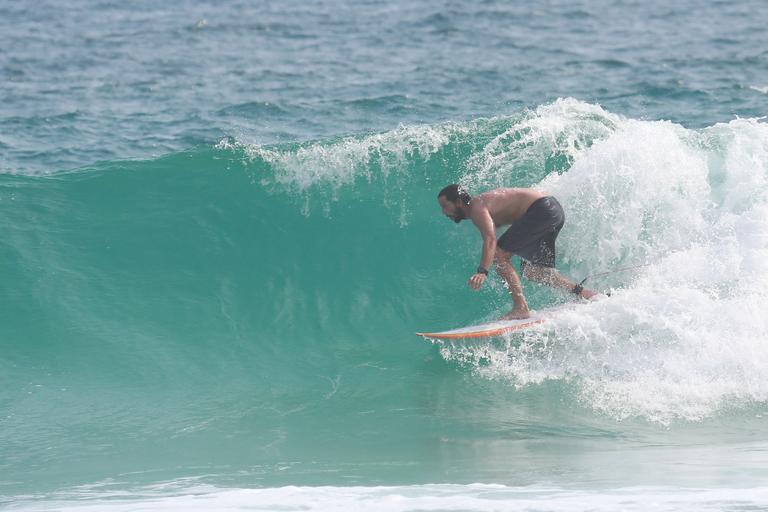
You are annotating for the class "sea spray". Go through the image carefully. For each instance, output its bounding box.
[439,108,768,423]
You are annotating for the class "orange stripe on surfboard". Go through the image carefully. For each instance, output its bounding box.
[416,317,546,340]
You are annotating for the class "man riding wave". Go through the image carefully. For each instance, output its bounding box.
[437,184,598,319]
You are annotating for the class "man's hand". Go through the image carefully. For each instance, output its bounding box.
[468,272,487,290]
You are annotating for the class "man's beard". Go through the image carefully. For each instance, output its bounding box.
[450,208,466,223]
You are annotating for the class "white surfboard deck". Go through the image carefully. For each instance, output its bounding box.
[416,300,601,340]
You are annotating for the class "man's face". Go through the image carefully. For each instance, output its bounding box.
[438,196,465,224]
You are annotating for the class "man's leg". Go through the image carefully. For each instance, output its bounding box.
[494,248,531,319]
[522,263,598,299]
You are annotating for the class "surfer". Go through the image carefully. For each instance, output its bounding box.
[437,184,598,320]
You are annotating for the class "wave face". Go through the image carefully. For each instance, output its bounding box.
[2,99,768,495]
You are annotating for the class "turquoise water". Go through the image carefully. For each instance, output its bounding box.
[2,1,768,511]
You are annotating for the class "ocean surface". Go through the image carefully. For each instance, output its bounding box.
[2,1,768,510]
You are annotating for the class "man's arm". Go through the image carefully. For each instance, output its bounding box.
[467,205,496,290]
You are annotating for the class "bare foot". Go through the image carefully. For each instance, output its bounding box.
[580,288,598,300]
[500,307,531,320]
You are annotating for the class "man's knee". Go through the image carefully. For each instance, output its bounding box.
[494,248,512,265]
[524,263,551,282]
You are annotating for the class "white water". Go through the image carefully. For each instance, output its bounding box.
[9,483,768,512]
[444,101,768,423]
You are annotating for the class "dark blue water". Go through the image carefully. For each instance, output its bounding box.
[2,0,766,174]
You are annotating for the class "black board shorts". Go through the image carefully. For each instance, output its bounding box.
[496,196,564,268]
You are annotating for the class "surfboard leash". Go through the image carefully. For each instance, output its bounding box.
[573,263,653,294]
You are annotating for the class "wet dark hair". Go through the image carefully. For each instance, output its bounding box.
[438,184,471,205]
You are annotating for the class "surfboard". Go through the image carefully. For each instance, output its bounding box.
[416,312,547,340]
[415,297,607,340]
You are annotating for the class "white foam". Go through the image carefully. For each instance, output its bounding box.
[218,122,470,192]
[9,483,768,512]
[441,107,768,423]
[464,98,621,190]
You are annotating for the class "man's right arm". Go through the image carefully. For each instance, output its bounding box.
[466,206,497,291]
[472,206,497,271]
